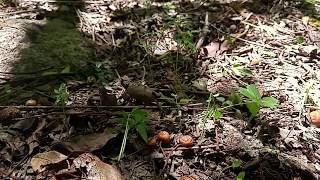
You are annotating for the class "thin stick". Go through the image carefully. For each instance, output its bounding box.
[162,144,223,151]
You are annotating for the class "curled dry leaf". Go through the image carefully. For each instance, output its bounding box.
[64,128,118,152]
[200,41,229,58]
[31,150,68,172]
[73,153,123,180]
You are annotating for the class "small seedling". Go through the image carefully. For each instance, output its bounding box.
[239,84,279,118]
[231,159,242,169]
[118,108,149,161]
[54,83,69,106]
[236,171,246,180]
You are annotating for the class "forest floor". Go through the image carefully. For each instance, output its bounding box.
[1,0,320,179]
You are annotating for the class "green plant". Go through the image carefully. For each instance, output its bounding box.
[93,62,114,86]
[203,85,278,123]
[239,84,279,118]
[203,93,223,122]
[236,171,246,180]
[118,108,149,161]
[54,83,69,106]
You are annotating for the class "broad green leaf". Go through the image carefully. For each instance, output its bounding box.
[261,97,279,108]
[236,171,246,180]
[246,101,260,117]
[136,123,148,143]
[216,97,225,103]
[231,159,241,168]
[239,85,261,101]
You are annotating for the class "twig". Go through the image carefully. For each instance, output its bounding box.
[0,10,37,17]
[162,144,223,151]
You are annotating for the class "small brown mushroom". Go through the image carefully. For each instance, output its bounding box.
[158,131,171,144]
[179,135,193,147]
[310,110,320,126]
[147,136,158,147]
[25,99,37,106]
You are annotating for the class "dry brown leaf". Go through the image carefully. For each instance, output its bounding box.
[31,150,67,172]
[200,41,229,58]
[299,45,318,57]
[65,129,118,152]
[73,153,123,180]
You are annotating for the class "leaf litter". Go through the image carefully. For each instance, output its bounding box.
[0,0,320,179]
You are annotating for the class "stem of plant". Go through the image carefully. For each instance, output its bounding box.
[118,114,131,161]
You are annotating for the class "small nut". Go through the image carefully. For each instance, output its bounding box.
[25,99,37,106]
[158,131,171,144]
[310,110,320,126]
[179,135,193,147]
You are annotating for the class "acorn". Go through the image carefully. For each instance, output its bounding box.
[310,110,320,126]
[25,99,37,106]
[158,131,171,144]
[179,135,193,147]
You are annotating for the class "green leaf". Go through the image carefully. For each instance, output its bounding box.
[235,109,243,119]
[131,108,148,143]
[61,65,70,73]
[229,92,242,104]
[246,101,260,117]
[239,85,261,101]
[136,123,148,143]
[216,97,225,103]
[213,109,222,120]
[231,159,241,168]
[236,171,246,180]
[261,97,279,108]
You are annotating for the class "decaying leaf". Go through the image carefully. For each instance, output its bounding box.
[27,118,47,155]
[199,41,229,58]
[73,153,123,180]
[31,150,68,172]
[298,45,319,57]
[64,128,118,152]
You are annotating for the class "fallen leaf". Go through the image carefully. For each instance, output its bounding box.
[31,151,68,172]
[299,45,318,57]
[73,153,123,180]
[200,41,229,58]
[65,128,118,152]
